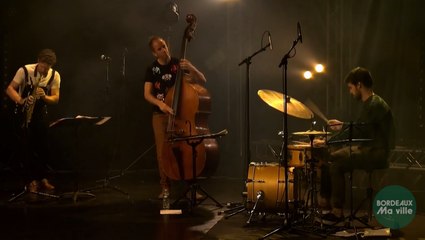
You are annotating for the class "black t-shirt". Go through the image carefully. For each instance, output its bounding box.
[144,57,179,112]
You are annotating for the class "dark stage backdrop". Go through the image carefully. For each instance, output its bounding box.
[1,0,424,179]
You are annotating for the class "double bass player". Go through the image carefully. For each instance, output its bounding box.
[143,36,206,199]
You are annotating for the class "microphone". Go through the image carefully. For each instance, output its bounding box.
[100,54,111,61]
[268,32,273,50]
[297,22,303,43]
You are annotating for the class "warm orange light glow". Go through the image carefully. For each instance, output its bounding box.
[303,71,313,79]
[315,64,324,73]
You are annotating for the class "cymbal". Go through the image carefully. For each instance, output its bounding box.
[292,130,331,136]
[257,89,313,119]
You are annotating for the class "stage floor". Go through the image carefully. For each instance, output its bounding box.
[0,169,424,240]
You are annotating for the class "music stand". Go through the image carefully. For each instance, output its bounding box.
[49,115,111,202]
[171,129,228,211]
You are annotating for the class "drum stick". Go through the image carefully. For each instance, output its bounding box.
[305,99,328,123]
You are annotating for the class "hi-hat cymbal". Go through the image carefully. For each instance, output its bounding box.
[292,130,331,136]
[257,89,313,119]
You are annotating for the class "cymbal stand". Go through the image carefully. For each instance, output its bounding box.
[302,134,321,218]
[291,134,327,238]
[260,23,302,240]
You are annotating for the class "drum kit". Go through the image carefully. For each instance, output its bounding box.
[227,89,333,232]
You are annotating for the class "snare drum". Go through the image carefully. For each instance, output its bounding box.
[246,162,294,211]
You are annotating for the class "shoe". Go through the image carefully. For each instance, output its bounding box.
[40,178,55,190]
[319,213,344,225]
[27,180,39,193]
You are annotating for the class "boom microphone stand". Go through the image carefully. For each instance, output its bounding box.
[221,32,272,218]
[81,53,130,198]
[260,23,302,240]
[238,31,272,174]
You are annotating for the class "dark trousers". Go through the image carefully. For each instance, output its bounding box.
[13,105,51,183]
[320,145,388,208]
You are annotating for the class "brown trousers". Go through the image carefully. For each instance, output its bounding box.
[152,113,170,190]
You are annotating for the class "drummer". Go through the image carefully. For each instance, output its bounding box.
[316,67,395,224]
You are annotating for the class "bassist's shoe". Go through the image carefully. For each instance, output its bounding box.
[40,178,55,191]
[27,180,39,193]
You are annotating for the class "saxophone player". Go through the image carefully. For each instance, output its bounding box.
[5,49,61,193]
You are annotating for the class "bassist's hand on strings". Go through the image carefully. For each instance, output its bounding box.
[179,59,207,84]
[179,59,195,72]
[159,101,174,115]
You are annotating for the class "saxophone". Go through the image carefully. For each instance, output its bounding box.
[23,82,39,128]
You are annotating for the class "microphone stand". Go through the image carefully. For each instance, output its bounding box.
[260,30,302,240]
[81,54,131,199]
[238,42,271,176]
[221,41,272,218]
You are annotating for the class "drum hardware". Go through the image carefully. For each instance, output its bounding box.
[293,131,328,224]
[279,130,329,238]
[246,190,264,224]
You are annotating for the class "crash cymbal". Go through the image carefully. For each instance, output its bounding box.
[292,130,331,136]
[257,89,313,119]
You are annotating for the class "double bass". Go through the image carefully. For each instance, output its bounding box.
[162,14,219,181]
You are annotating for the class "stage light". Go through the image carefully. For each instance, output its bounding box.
[303,71,313,80]
[315,64,324,73]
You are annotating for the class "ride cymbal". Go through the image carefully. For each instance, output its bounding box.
[257,89,313,119]
[292,130,331,136]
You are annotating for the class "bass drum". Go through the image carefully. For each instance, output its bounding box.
[246,162,295,211]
